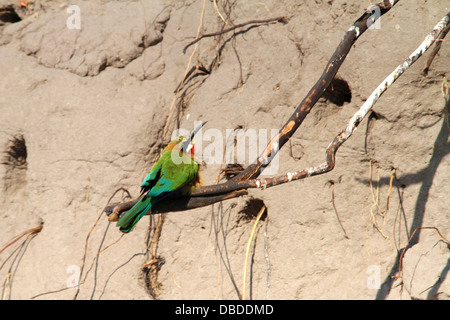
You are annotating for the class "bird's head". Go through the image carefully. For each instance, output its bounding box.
[179,121,207,156]
[166,121,206,159]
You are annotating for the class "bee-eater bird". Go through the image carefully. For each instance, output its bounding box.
[117,122,206,233]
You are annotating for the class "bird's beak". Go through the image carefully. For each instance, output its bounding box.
[181,121,207,153]
[190,121,207,141]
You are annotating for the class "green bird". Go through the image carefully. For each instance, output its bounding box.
[117,122,206,233]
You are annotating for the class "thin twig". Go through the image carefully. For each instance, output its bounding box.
[213,0,230,27]
[422,22,450,76]
[442,77,450,130]
[393,227,450,279]
[74,187,130,300]
[0,224,43,256]
[1,232,39,300]
[82,233,125,285]
[182,16,288,54]
[163,0,207,138]
[142,213,165,299]
[263,217,271,299]
[212,202,242,299]
[242,205,266,300]
[330,182,349,239]
[386,168,396,213]
[368,163,389,239]
[30,286,74,300]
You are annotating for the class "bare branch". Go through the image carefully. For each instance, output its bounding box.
[105,1,415,218]
[185,11,450,199]
[231,0,401,182]
[222,11,450,191]
[105,189,248,219]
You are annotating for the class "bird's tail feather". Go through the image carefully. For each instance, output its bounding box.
[116,196,153,233]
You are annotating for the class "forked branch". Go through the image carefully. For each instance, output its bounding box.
[105,2,449,219]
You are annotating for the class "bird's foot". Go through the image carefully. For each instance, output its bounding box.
[108,212,120,222]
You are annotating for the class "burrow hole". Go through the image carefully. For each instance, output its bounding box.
[323,77,352,106]
[0,6,22,25]
[2,134,27,193]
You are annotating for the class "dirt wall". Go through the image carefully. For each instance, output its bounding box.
[1,0,449,300]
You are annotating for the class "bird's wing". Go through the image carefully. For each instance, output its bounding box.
[140,160,162,195]
[147,159,198,198]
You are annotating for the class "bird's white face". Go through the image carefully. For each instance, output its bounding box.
[178,135,194,154]
[185,139,194,154]
[175,121,206,157]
